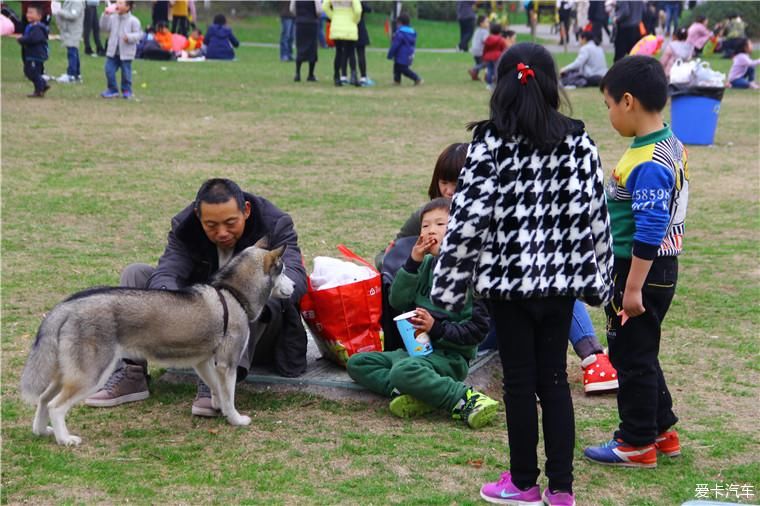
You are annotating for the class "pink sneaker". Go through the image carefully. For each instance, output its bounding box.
[581,353,618,394]
[480,471,542,505]
[542,489,576,506]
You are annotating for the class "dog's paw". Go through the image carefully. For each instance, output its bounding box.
[228,414,251,426]
[32,425,55,437]
[57,434,82,446]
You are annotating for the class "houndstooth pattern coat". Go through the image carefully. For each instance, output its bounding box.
[431,122,614,313]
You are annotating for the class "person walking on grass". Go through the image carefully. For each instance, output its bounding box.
[17,4,50,98]
[387,12,421,86]
[347,198,500,430]
[584,55,689,469]
[432,43,614,506]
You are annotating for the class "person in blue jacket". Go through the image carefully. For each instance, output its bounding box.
[204,14,239,60]
[387,12,421,85]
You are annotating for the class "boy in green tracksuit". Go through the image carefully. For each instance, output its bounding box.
[347,198,499,429]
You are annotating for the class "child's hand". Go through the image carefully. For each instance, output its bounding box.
[123,35,129,42]
[622,286,645,318]
[410,307,434,333]
[411,234,437,262]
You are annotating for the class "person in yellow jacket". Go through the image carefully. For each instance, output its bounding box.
[322,0,361,86]
[170,0,189,36]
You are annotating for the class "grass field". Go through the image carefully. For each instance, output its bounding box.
[1,13,759,506]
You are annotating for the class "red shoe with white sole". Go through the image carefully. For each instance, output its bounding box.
[581,353,618,394]
[655,429,681,457]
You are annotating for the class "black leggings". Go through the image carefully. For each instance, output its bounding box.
[355,44,367,78]
[490,296,576,493]
[333,40,357,80]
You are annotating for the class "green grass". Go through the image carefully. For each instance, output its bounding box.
[2,15,759,506]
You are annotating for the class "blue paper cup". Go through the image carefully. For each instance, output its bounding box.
[394,310,433,357]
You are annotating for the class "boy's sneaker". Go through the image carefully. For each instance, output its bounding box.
[581,353,618,394]
[389,394,435,418]
[85,364,149,407]
[191,381,222,417]
[480,471,542,505]
[359,77,375,86]
[122,91,133,100]
[542,489,576,506]
[101,90,120,98]
[57,74,76,83]
[654,429,681,457]
[584,438,657,468]
[451,388,499,429]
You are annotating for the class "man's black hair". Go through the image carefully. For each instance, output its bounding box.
[194,178,245,217]
[599,55,668,112]
[213,13,226,25]
[397,12,410,26]
[469,42,581,152]
[421,197,451,219]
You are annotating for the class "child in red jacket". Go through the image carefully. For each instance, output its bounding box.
[482,24,515,88]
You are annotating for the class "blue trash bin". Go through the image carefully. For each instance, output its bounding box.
[669,86,725,145]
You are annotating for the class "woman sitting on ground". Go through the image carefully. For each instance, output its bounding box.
[204,13,239,60]
[559,31,608,88]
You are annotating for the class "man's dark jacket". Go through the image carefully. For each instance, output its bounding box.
[147,192,308,377]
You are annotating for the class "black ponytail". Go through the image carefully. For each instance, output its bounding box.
[469,43,583,152]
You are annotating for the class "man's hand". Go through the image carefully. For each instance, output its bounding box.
[411,234,437,263]
[410,307,434,333]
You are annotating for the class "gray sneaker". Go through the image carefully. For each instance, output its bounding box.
[191,381,222,417]
[84,364,149,407]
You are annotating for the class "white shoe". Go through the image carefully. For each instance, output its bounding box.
[57,74,74,83]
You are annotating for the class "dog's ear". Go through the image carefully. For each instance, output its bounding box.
[263,245,285,273]
[254,236,269,249]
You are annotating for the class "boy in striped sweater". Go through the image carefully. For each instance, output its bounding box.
[585,56,689,469]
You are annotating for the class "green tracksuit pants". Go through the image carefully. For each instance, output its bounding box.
[346,349,470,411]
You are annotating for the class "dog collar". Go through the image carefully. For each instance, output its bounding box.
[214,287,229,336]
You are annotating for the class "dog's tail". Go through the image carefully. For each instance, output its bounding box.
[19,310,63,404]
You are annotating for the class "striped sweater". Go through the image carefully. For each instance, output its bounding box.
[606,125,689,260]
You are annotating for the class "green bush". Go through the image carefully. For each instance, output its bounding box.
[680,1,760,37]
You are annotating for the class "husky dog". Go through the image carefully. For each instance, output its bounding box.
[20,244,294,446]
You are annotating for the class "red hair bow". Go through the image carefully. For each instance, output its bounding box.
[516,63,535,85]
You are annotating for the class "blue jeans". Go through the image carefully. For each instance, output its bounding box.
[67,46,80,77]
[104,55,132,93]
[730,66,755,89]
[318,15,327,48]
[280,17,295,61]
[485,61,496,85]
[663,4,680,35]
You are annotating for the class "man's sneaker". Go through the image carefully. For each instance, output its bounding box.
[101,89,120,98]
[480,471,542,505]
[85,364,149,407]
[388,394,435,418]
[584,438,657,468]
[542,489,576,506]
[451,388,499,429]
[191,381,222,417]
[581,353,618,394]
[655,429,681,457]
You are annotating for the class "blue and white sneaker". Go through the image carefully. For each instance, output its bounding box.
[101,89,120,99]
[480,471,542,505]
[584,438,657,468]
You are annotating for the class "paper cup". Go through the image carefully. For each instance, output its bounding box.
[394,310,433,357]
